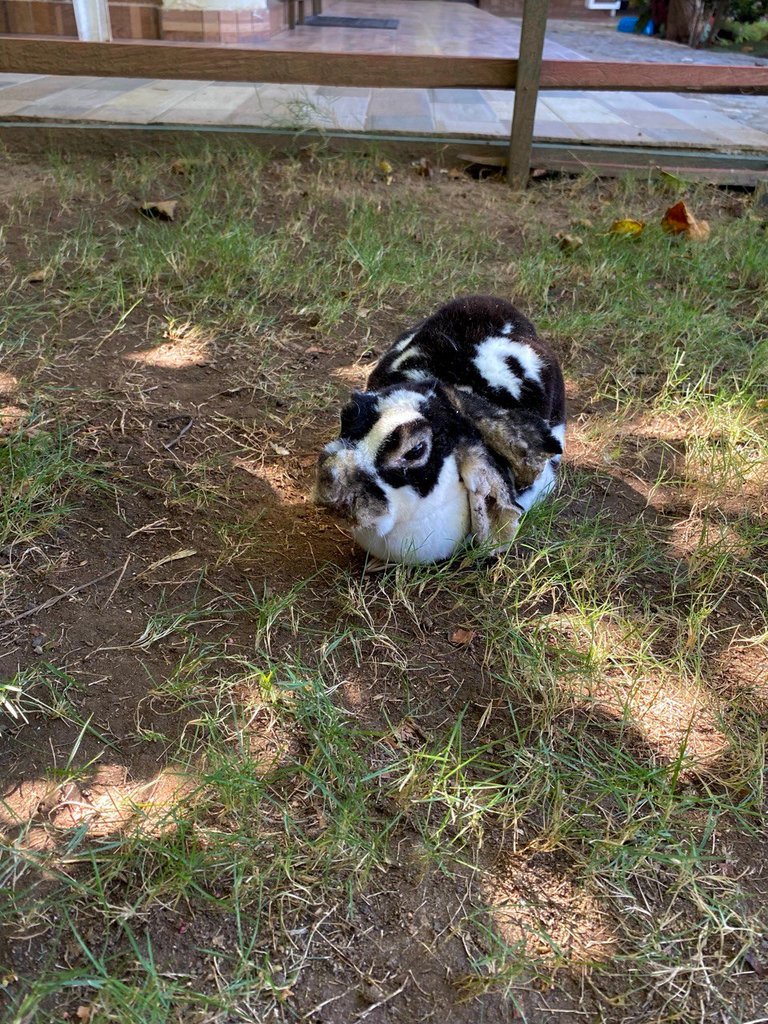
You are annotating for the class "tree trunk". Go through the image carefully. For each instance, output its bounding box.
[666,0,729,45]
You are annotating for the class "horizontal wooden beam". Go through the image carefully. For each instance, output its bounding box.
[539,59,768,93]
[0,36,519,88]
[1,37,766,95]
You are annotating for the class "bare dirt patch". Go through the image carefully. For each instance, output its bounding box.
[1,148,766,1023]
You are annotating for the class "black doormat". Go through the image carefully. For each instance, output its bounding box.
[304,15,399,29]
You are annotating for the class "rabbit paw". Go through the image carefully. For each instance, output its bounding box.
[458,444,521,551]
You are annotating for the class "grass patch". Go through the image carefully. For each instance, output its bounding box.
[0,148,766,1023]
[0,426,99,550]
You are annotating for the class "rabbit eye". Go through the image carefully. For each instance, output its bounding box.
[403,442,427,462]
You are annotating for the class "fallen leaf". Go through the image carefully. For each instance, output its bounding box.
[138,200,178,222]
[556,232,583,253]
[661,201,710,241]
[23,267,52,285]
[609,218,645,238]
[377,159,394,183]
[451,627,476,645]
[413,157,433,178]
[144,548,197,573]
[391,717,427,747]
[269,443,290,457]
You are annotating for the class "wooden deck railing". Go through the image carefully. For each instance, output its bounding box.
[1,0,767,186]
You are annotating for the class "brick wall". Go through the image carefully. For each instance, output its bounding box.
[161,1,285,43]
[0,0,288,40]
[0,0,161,37]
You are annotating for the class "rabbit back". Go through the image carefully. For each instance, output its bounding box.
[368,295,565,429]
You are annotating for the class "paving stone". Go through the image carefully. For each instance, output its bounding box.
[316,86,372,98]
[0,2,765,151]
[367,89,431,118]
[155,85,261,124]
[16,87,130,118]
[366,113,436,132]
[432,100,499,123]
[533,120,582,140]
[86,83,213,123]
[539,96,629,125]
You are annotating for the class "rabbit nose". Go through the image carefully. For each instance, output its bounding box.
[314,446,359,509]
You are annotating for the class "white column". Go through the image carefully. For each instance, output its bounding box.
[73,0,112,41]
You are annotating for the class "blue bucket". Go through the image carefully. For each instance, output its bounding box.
[617,15,654,34]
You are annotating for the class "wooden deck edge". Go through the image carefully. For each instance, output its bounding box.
[1,36,768,93]
[1,120,766,184]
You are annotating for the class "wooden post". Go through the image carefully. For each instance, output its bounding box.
[72,0,111,41]
[507,0,549,189]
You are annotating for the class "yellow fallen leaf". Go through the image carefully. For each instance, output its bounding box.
[661,201,710,241]
[377,158,394,185]
[609,218,645,238]
[138,200,178,222]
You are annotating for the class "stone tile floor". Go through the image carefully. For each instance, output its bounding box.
[545,18,768,133]
[0,2,766,152]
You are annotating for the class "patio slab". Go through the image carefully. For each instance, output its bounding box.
[0,1,766,154]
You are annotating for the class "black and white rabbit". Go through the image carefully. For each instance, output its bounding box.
[315,295,566,564]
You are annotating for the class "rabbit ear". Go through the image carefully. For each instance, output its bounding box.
[340,390,379,441]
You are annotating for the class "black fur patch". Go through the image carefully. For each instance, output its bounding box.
[369,295,566,427]
[339,390,379,441]
[361,296,565,496]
